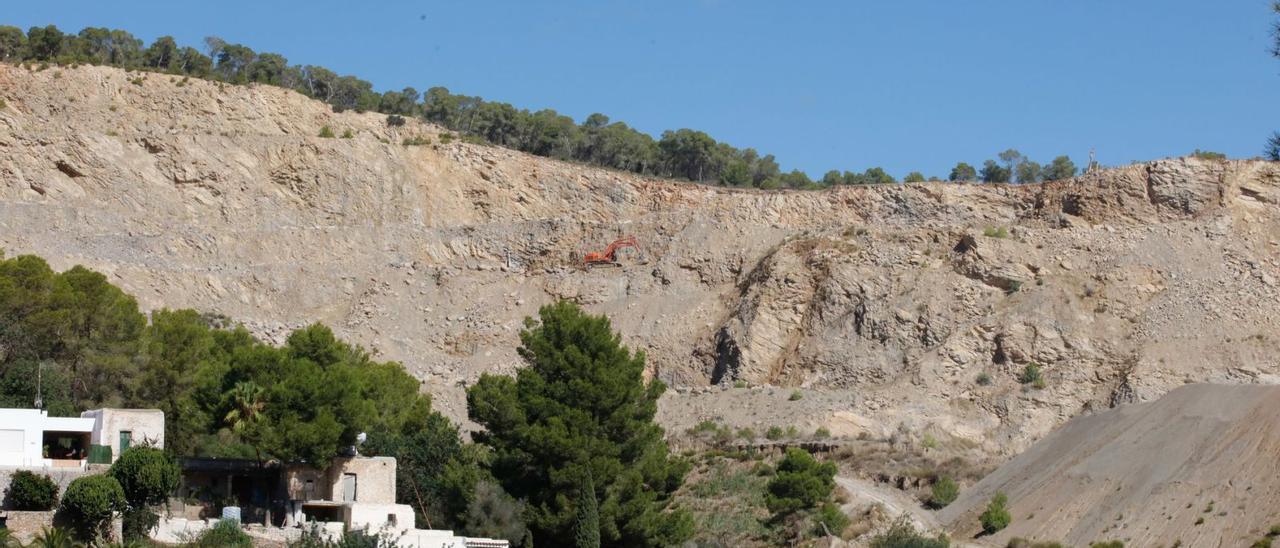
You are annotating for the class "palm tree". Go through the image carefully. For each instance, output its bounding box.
[223,381,266,463]
[27,527,80,548]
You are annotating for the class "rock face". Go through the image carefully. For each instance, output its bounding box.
[939,384,1280,546]
[3,64,1280,453]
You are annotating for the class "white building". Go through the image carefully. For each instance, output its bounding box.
[0,408,164,468]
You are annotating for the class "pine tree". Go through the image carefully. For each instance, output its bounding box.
[574,471,601,548]
[468,301,692,547]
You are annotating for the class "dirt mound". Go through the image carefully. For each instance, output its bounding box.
[939,384,1280,546]
[3,64,1280,455]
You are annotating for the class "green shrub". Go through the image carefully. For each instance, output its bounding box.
[983,227,1009,239]
[318,126,335,138]
[1019,364,1043,386]
[689,420,720,435]
[813,427,831,440]
[28,528,77,548]
[736,428,755,440]
[764,448,836,516]
[814,503,850,536]
[976,372,993,386]
[7,470,59,510]
[979,492,1012,535]
[1090,542,1124,548]
[921,433,940,450]
[123,506,159,542]
[871,516,950,548]
[765,426,785,441]
[1007,539,1064,548]
[439,133,454,144]
[61,474,126,540]
[402,136,430,146]
[0,99,7,110]
[1251,538,1273,548]
[386,114,406,127]
[928,476,959,509]
[1191,149,1226,161]
[111,446,180,507]
[341,129,354,139]
[789,390,804,401]
[190,519,251,548]
[1269,524,1280,536]
[733,379,748,388]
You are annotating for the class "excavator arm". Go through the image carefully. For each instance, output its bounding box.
[583,236,642,267]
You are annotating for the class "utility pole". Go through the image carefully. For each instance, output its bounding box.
[34,361,43,410]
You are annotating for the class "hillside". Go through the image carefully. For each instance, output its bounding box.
[2,64,1280,456]
[939,384,1280,546]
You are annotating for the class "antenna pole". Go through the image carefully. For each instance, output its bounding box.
[34,362,43,410]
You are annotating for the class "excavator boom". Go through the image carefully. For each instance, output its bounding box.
[583,236,642,267]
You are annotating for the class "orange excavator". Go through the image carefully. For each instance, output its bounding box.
[582,236,643,268]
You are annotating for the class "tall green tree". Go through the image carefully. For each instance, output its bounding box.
[949,162,977,182]
[1015,160,1042,184]
[467,302,691,547]
[575,471,601,548]
[1040,155,1078,181]
[980,160,1011,183]
[0,26,25,61]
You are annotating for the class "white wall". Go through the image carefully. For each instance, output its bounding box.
[344,502,414,534]
[82,408,164,459]
[0,409,93,467]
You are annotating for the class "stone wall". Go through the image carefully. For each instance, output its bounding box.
[0,465,110,509]
[1,510,54,544]
[324,457,396,504]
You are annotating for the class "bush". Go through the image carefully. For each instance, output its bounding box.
[341,129,354,139]
[402,136,430,146]
[190,519,252,548]
[814,503,850,537]
[765,426,785,441]
[976,373,993,386]
[318,126,335,138]
[1090,543,1124,548]
[439,133,454,144]
[812,427,831,440]
[386,114,406,127]
[123,506,159,541]
[928,476,959,509]
[979,492,1012,535]
[689,420,720,435]
[29,528,78,548]
[1191,149,1226,160]
[61,474,126,540]
[871,516,950,548]
[111,446,181,507]
[1018,364,1043,386]
[1007,539,1064,548]
[0,99,6,109]
[7,470,59,510]
[983,227,1009,239]
[765,448,836,517]
[732,380,748,388]
[789,390,804,401]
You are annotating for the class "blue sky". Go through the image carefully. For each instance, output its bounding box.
[8,1,1278,178]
